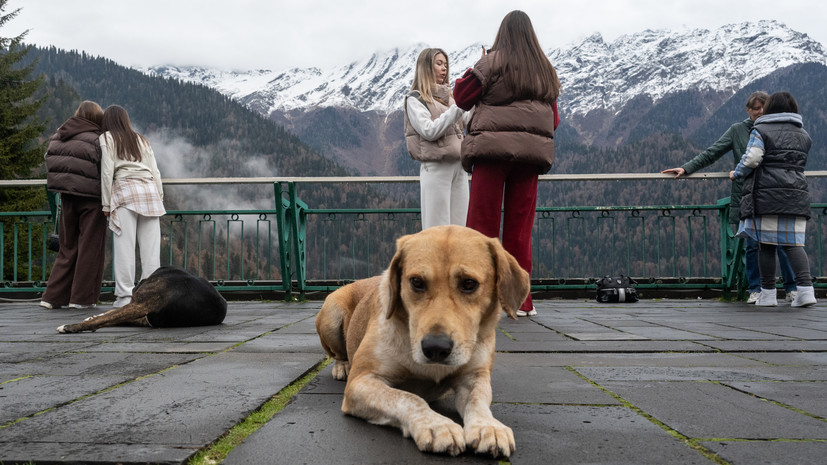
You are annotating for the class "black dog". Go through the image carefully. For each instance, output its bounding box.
[57,266,227,333]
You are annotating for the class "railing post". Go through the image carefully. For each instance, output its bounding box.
[274,182,294,301]
[719,197,746,300]
[288,182,308,300]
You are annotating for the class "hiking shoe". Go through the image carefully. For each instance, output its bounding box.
[516,306,537,317]
[39,301,57,309]
[747,292,761,304]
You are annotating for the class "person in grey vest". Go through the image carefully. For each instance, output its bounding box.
[662,91,797,303]
[730,91,816,307]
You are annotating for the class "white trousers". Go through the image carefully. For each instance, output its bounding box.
[419,160,469,230]
[112,208,161,298]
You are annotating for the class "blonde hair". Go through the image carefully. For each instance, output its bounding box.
[410,48,449,104]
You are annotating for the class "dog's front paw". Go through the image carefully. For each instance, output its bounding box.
[465,419,515,457]
[410,418,466,456]
[331,360,350,380]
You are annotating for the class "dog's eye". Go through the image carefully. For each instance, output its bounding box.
[460,279,479,293]
[409,277,426,292]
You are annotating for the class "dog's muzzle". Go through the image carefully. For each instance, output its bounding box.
[421,334,454,363]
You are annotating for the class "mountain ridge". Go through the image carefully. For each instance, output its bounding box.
[144,20,826,119]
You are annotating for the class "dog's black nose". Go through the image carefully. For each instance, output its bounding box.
[421,334,453,362]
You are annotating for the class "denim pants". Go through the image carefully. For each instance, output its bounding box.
[745,236,796,292]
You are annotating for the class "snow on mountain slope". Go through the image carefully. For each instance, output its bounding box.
[143,20,827,117]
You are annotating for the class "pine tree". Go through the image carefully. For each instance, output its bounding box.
[0,1,48,279]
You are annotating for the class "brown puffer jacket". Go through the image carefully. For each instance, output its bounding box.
[45,116,104,198]
[461,52,556,174]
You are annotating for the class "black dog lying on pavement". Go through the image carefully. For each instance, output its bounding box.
[57,266,227,333]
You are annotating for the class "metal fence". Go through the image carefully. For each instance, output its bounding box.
[1,174,825,300]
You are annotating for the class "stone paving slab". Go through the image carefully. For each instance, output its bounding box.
[731,351,827,365]
[601,381,827,439]
[225,391,707,465]
[2,352,324,463]
[494,338,709,353]
[223,393,501,465]
[501,352,768,368]
[1,298,826,464]
[699,340,827,352]
[724,381,827,418]
[491,360,620,405]
[701,440,827,465]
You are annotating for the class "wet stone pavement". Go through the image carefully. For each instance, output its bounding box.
[1,298,826,464]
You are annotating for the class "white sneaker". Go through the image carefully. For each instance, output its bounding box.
[112,296,132,308]
[755,288,777,307]
[516,306,537,317]
[747,292,761,304]
[791,286,817,308]
[785,290,797,303]
[68,303,97,309]
[39,300,56,309]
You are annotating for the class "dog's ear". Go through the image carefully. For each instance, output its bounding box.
[383,235,408,319]
[489,239,530,319]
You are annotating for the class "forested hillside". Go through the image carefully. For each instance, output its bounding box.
[27,46,352,209]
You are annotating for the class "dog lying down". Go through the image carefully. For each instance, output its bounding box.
[57,266,227,333]
[315,225,530,457]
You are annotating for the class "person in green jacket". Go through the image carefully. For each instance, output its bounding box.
[662,91,796,304]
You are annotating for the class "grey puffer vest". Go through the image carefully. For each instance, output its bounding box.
[740,113,812,219]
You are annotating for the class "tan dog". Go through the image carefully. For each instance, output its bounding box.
[315,225,530,457]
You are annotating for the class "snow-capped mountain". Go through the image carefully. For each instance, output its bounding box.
[145,20,826,118]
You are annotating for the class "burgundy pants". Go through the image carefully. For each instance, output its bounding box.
[42,194,108,306]
[466,161,538,311]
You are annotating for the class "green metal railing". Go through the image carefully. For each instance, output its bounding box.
[1,174,825,301]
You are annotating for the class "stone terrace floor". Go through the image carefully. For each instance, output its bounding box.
[1,297,826,464]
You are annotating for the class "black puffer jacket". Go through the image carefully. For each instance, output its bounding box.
[740,112,812,219]
[45,116,104,198]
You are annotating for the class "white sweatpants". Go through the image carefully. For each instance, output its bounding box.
[112,208,161,298]
[419,160,469,230]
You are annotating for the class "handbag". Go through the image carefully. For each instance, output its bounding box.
[47,233,60,252]
[595,275,638,303]
[47,191,60,252]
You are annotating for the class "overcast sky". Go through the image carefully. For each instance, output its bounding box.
[8,0,827,72]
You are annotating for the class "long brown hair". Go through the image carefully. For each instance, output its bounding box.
[410,48,450,104]
[101,105,147,162]
[490,10,560,103]
[74,100,103,126]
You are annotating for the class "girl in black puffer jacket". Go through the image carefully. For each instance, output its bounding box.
[730,92,817,307]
